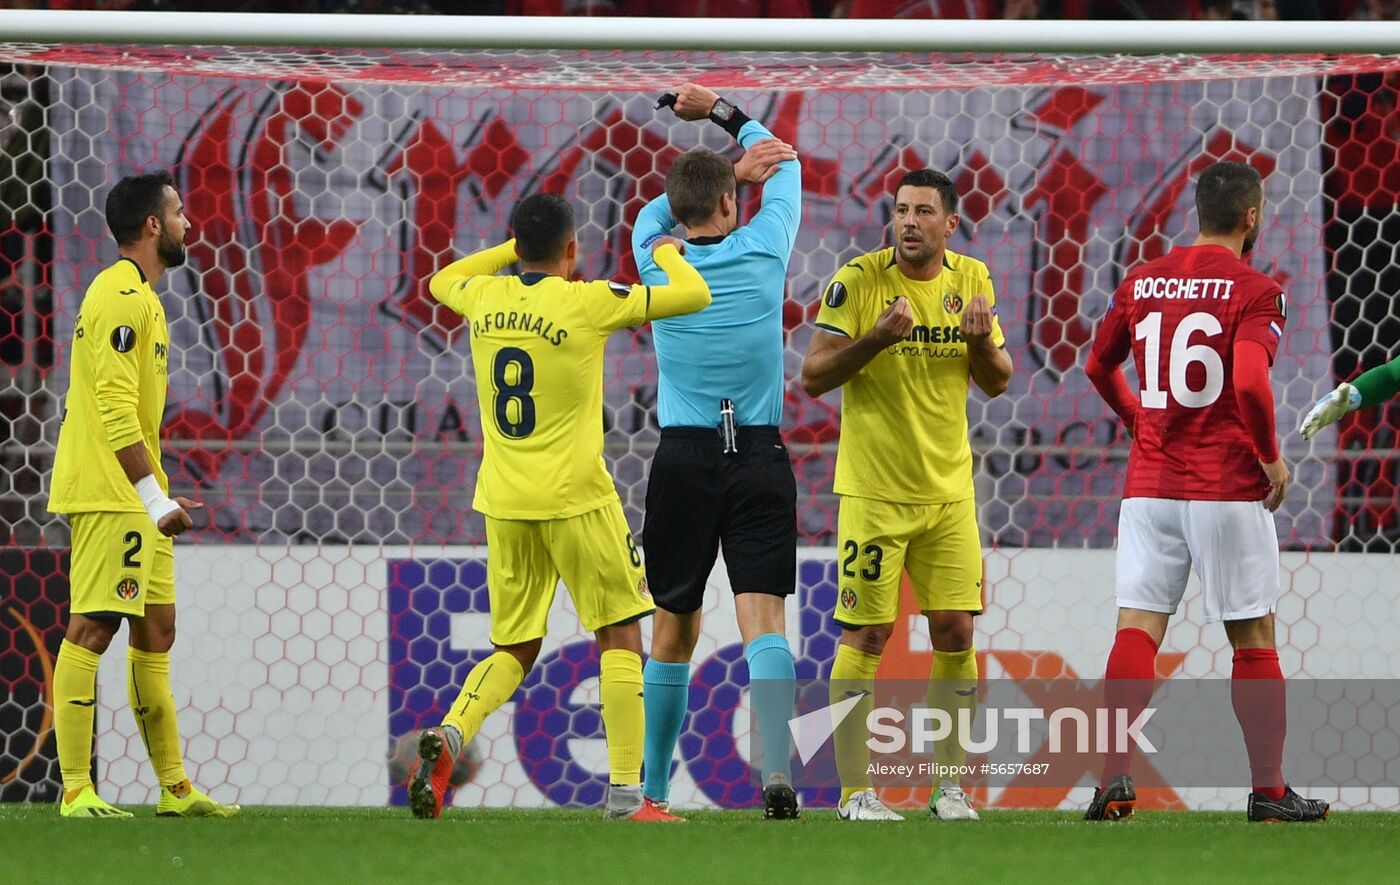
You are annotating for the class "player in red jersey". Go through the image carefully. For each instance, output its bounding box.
[1082,161,1328,823]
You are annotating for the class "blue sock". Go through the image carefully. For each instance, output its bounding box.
[745,633,796,785]
[642,659,690,802]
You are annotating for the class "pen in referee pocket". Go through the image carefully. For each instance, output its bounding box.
[720,398,737,455]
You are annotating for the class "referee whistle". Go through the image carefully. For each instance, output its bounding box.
[720,398,738,455]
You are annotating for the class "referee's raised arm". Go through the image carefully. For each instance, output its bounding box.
[629,83,804,822]
[736,130,801,262]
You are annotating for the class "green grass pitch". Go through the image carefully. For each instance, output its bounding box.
[4,805,1396,884]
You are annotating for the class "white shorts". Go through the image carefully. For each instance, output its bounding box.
[1115,497,1280,623]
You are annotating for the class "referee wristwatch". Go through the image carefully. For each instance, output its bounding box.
[707,97,751,140]
[708,98,738,125]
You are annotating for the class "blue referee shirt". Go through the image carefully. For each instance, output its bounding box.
[632,119,801,429]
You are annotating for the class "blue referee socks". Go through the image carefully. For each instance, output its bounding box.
[642,659,690,803]
[746,633,796,786]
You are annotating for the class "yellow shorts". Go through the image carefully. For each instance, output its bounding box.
[485,499,654,646]
[69,511,175,618]
[834,495,983,627]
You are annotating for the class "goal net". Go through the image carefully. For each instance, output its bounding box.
[2,35,1398,811]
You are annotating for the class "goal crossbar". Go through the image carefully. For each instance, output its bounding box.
[2,10,1400,54]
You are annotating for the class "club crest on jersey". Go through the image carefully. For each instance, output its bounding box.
[608,281,631,299]
[824,281,848,308]
[115,578,140,601]
[943,293,964,313]
[840,587,858,610]
[637,576,651,600]
[110,326,136,353]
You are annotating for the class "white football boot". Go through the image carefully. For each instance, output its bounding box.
[837,788,905,821]
[931,785,980,821]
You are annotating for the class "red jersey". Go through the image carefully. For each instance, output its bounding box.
[1090,244,1285,501]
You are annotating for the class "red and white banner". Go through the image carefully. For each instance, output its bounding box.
[47,71,1332,547]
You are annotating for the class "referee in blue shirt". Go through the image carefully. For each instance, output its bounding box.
[632,83,802,820]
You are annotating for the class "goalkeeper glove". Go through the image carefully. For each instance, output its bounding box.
[1299,382,1361,440]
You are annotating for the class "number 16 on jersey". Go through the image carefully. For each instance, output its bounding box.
[1135,311,1225,410]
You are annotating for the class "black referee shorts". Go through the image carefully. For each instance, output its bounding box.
[642,425,797,615]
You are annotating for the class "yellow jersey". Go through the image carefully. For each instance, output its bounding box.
[50,257,171,514]
[814,247,1006,505]
[433,240,707,520]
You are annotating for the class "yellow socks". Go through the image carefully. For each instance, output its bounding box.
[55,639,100,795]
[599,649,645,786]
[929,647,978,785]
[831,643,882,805]
[127,647,190,789]
[441,651,525,744]
[57,642,194,797]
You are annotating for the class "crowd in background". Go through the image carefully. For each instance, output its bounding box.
[1,0,1398,22]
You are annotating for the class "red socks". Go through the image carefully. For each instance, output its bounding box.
[1101,627,1158,784]
[1100,631,1286,799]
[1232,647,1286,801]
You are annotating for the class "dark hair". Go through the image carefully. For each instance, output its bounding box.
[105,171,176,247]
[666,149,736,227]
[510,193,575,263]
[896,169,958,216]
[1195,161,1263,236]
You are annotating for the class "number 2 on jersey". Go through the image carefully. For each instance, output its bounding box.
[492,347,536,438]
[1134,311,1225,409]
[122,530,142,568]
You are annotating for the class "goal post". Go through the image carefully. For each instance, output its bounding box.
[1,14,1398,810]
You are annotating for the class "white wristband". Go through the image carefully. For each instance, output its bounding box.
[135,474,181,525]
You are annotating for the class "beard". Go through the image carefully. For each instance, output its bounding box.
[157,230,186,268]
[898,237,935,265]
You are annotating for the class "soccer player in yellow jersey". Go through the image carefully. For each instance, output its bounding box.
[801,169,1013,822]
[47,171,238,819]
[408,193,710,822]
